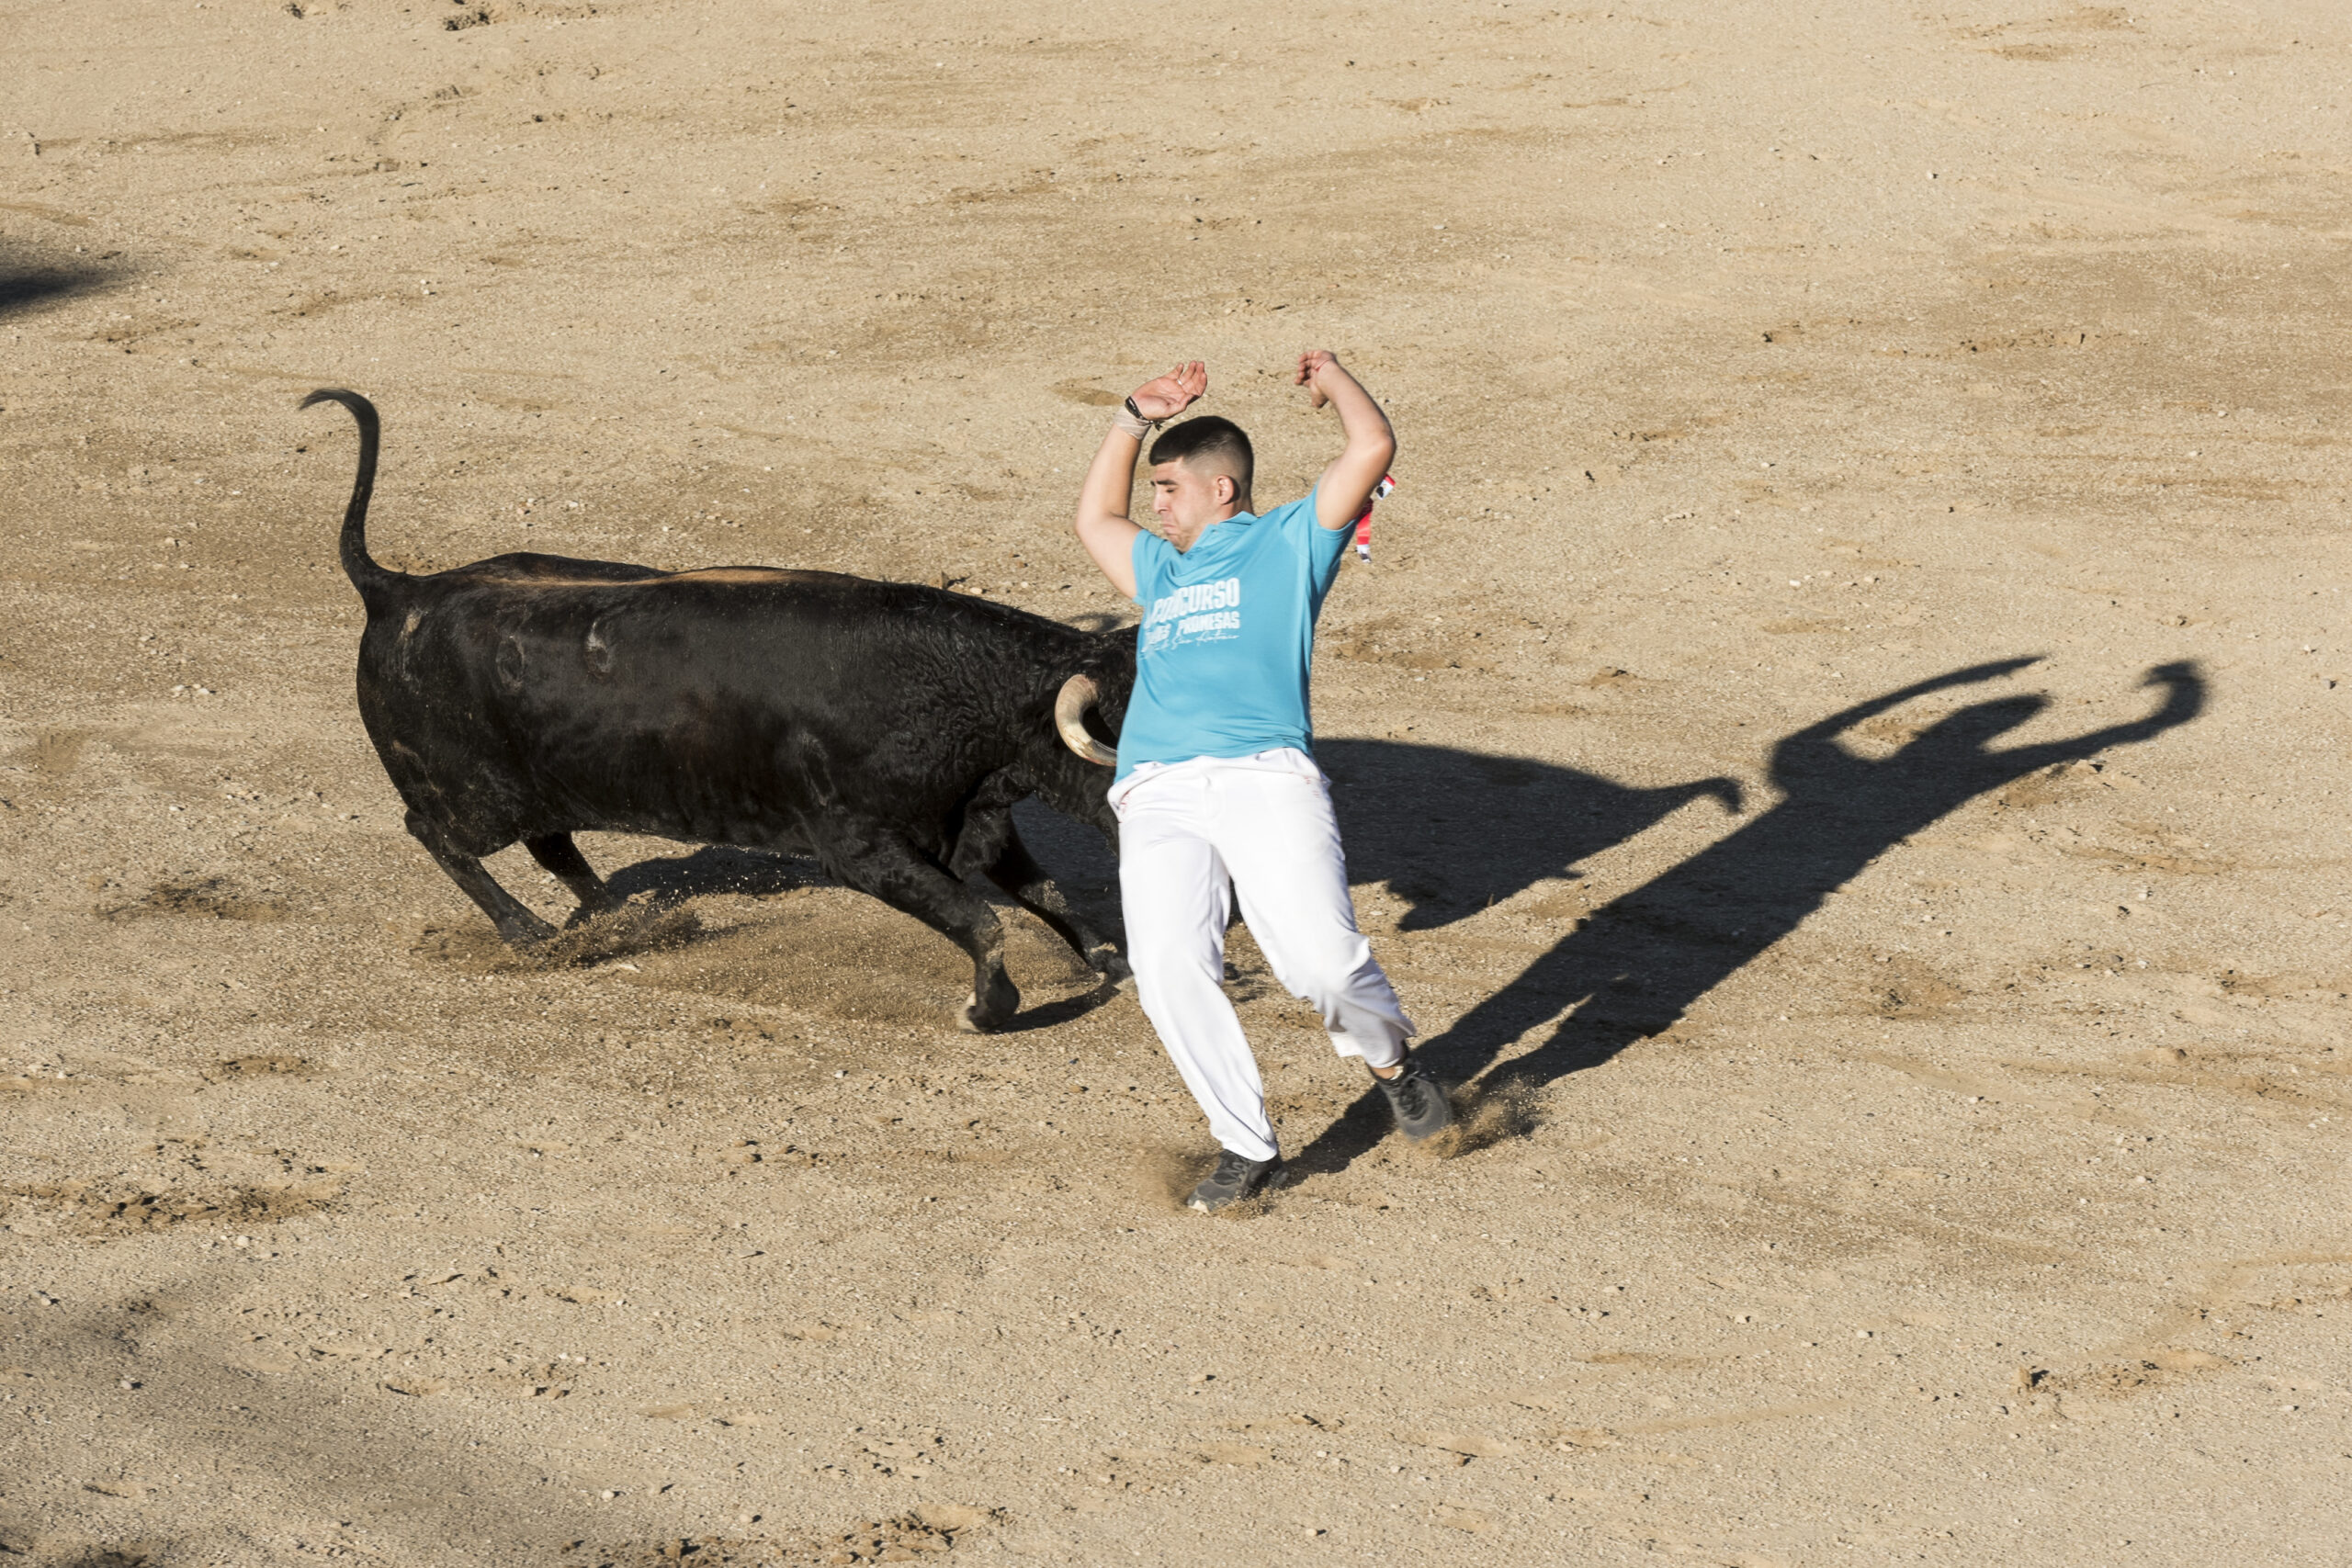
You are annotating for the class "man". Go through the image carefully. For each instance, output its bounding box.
[1070,352,1451,1213]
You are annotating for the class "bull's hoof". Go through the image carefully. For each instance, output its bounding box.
[957,981,1019,1033]
[495,911,560,949]
[1087,945,1133,986]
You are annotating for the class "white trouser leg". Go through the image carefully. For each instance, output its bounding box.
[1117,765,1271,1160]
[1115,751,1415,1161]
[1209,755,1414,1071]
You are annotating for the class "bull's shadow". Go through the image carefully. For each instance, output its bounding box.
[587,743,1748,1024]
[1009,740,1745,940]
[602,842,832,907]
[1318,740,1741,931]
[1293,656,2206,1173]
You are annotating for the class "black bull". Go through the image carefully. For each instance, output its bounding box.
[307,389,1135,1032]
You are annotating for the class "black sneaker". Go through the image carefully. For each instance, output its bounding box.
[1374,1056,1453,1140]
[1186,1150,1294,1213]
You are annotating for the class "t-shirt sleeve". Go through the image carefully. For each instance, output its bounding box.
[1129,528,1174,605]
[1280,487,1351,588]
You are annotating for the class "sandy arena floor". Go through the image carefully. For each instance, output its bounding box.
[3,1,2349,1562]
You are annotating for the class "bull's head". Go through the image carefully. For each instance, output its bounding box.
[1054,675,1118,766]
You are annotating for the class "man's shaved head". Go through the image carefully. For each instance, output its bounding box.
[1149,415,1254,499]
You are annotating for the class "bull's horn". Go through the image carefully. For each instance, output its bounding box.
[1054,674,1118,766]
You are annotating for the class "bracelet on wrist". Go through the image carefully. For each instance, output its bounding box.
[1113,397,1157,441]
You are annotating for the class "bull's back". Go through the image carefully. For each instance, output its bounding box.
[361,565,1077,842]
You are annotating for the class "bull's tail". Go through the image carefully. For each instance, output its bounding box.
[300,388,401,606]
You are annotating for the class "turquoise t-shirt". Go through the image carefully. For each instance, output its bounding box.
[1115,491,1351,781]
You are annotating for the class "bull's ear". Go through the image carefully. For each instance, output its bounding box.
[1055,675,1118,766]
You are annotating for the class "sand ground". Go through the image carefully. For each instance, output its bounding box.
[3,0,2349,1562]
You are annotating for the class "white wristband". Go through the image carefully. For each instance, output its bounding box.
[1112,404,1154,441]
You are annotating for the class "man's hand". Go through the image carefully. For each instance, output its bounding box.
[1130,361,1207,423]
[1295,348,1341,410]
[1298,350,1396,531]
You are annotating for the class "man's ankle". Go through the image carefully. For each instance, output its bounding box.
[1370,1061,1402,1080]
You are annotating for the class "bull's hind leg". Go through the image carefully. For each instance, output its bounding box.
[525,833,621,927]
[407,810,556,948]
[814,821,1019,1032]
[982,830,1130,986]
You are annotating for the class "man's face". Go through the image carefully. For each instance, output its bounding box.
[1149,459,1240,552]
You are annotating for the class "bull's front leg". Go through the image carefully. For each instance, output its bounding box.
[814,820,1020,1032]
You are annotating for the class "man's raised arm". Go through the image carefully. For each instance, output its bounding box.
[1072,360,1207,600]
[1297,350,1396,532]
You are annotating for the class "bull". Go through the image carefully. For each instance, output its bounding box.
[303,389,1133,1032]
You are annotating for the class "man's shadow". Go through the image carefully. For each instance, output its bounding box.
[1292,656,2206,1173]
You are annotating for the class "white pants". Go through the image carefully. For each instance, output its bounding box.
[1112,749,1415,1161]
